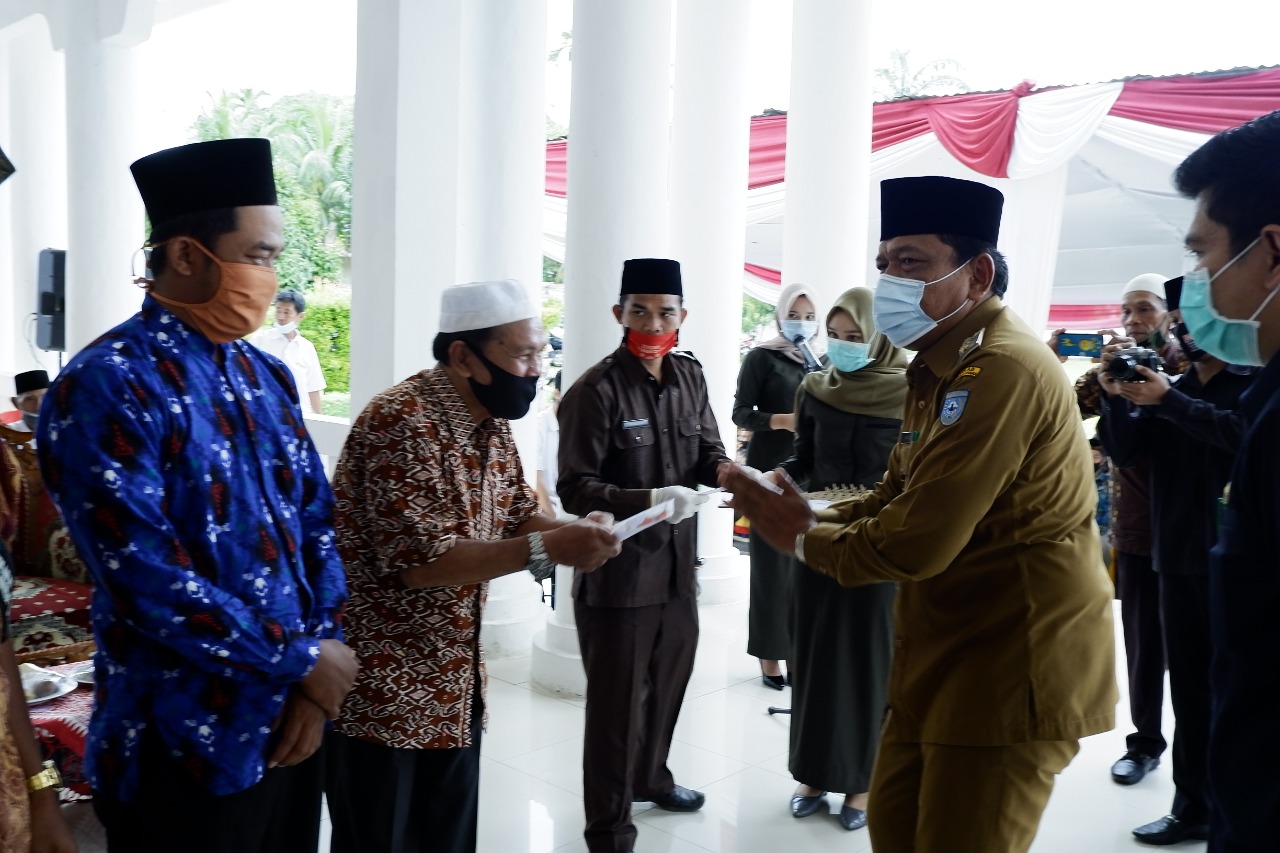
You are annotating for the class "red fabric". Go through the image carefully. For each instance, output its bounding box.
[1046,304,1121,329]
[748,114,788,189]
[29,664,94,800]
[9,577,92,629]
[743,263,782,285]
[1109,67,1280,134]
[545,140,567,197]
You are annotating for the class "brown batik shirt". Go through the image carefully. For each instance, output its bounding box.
[332,366,539,748]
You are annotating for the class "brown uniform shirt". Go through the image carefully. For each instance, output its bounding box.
[332,367,539,748]
[802,297,1117,746]
[558,347,731,608]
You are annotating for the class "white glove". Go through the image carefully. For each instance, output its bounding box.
[651,485,713,524]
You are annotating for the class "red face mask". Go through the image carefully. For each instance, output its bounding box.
[625,329,678,360]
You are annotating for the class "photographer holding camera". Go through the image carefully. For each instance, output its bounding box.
[1095,276,1256,845]
[1067,273,1188,792]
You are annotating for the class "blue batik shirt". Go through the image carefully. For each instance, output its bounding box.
[37,296,347,800]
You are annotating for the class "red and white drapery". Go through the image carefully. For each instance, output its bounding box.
[543,67,1280,330]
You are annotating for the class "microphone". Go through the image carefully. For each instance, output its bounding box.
[793,335,822,372]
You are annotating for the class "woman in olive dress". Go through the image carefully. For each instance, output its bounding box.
[732,284,824,689]
[778,287,907,832]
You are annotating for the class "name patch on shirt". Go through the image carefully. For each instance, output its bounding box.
[940,390,969,426]
[622,418,650,429]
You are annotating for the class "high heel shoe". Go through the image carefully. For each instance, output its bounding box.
[759,661,786,690]
[790,790,827,818]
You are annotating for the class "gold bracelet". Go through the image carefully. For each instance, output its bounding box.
[26,760,62,794]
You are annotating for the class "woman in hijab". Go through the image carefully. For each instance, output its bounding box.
[732,284,825,689]
[778,287,907,832]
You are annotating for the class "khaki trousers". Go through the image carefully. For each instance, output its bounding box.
[868,712,1080,853]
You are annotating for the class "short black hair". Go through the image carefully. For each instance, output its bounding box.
[551,370,562,392]
[276,289,306,313]
[147,207,239,276]
[432,327,497,365]
[938,234,1009,298]
[1174,110,1280,256]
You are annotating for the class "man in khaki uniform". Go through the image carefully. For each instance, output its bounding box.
[723,176,1117,853]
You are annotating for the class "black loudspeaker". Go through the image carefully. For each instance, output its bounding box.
[37,248,66,352]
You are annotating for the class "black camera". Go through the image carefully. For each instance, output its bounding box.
[1106,347,1165,382]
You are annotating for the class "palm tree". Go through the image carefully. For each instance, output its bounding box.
[873,51,970,101]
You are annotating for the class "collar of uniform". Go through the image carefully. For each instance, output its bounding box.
[139,294,230,358]
[423,364,484,435]
[614,345,680,388]
[916,296,1004,377]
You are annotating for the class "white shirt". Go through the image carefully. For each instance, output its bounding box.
[538,406,561,515]
[249,327,327,401]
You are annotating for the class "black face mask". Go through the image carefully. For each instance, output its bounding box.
[466,344,538,420]
[1172,321,1206,362]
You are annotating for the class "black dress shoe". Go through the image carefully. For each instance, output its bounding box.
[649,785,705,812]
[838,805,867,831]
[761,673,786,690]
[1132,815,1209,845]
[1111,751,1159,785]
[790,790,826,818]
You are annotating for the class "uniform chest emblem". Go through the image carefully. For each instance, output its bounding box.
[940,390,969,426]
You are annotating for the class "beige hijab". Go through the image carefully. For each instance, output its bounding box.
[801,287,908,419]
[755,283,826,364]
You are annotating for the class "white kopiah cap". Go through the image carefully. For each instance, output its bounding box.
[1120,273,1168,301]
[439,280,539,333]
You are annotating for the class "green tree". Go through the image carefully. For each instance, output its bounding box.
[542,256,564,284]
[874,51,969,101]
[742,295,774,336]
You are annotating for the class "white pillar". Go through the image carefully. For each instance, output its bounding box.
[780,0,874,314]
[669,0,752,606]
[348,0,461,417]
[560,0,674,387]
[61,10,146,354]
[455,0,551,660]
[3,19,66,379]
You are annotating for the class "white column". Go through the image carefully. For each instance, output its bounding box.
[61,10,146,354]
[560,0,674,387]
[780,0,874,314]
[348,0,461,417]
[455,0,551,661]
[669,0,752,606]
[3,19,66,379]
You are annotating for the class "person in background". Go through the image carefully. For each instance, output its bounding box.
[558,259,733,853]
[1,539,78,853]
[38,139,356,853]
[535,370,563,518]
[1089,437,1113,572]
[723,176,1116,853]
[326,280,619,853]
[1062,273,1187,787]
[732,283,824,689]
[1097,274,1255,846]
[1171,108,1280,850]
[777,287,906,832]
[249,289,327,414]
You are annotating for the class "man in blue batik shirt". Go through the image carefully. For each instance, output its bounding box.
[37,138,357,853]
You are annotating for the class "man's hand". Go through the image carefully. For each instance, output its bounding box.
[29,788,77,853]
[543,518,621,572]
[299,638,359,720]
[1116,366,1172,406]
[652,485,714,523]
[718,464,816,555]
[1047,328,1069,363]
[269,690,328,768]
[1097,334,1137,397]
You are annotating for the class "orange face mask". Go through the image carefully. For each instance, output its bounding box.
[144,240,277,344]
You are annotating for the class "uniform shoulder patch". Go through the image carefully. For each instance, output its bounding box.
[956,366,982,381]
[940,389,969,426]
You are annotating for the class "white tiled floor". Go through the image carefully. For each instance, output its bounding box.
[72,578,1198,853]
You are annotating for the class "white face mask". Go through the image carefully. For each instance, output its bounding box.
[872,260,973,349]
[276,321,298,335]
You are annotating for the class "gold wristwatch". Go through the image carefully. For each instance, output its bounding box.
[26,760,62,794]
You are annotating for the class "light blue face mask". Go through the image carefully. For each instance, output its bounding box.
[780,319,818,342]
[872,260,972,349]
[826,339,872,373]
[1180,237,1278,367]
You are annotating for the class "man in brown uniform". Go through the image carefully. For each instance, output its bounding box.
[558,259,732,853]
[723,176,1117,853]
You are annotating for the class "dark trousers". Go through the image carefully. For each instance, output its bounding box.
[324,707,482,853]
[1161,573,1213,824]
[93,739,324,853]
[1116,551,1167,758]
[576,595,699,853]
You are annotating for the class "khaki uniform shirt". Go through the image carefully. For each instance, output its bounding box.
[802,297,1117,746]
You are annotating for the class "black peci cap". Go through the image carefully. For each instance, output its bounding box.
[620,259,683,298]
[130,139,277,230]
[14,369,49,396]
[880,176,1004,245]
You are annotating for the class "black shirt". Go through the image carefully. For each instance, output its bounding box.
[1098,363,1255,575]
